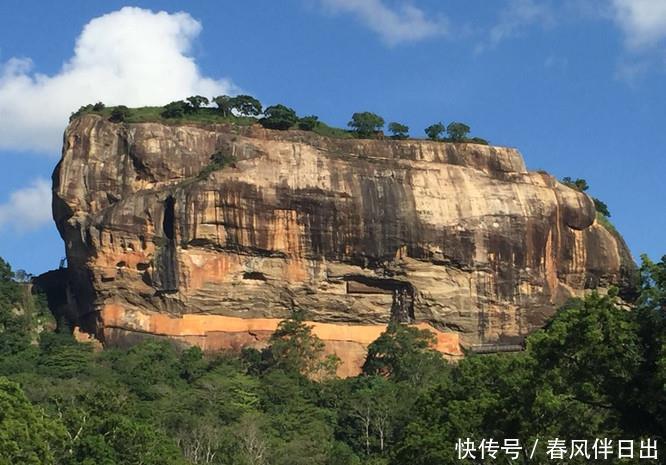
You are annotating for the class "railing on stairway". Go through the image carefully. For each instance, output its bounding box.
[468,343,525,354]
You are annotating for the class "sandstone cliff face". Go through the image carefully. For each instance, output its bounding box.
[52,114,635,375]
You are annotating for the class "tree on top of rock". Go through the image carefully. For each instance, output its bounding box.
[561,177,590,192]
[348,112,384,138]
[561,177,611,217]
[298,115,320,131]
[109,105,131,123]
[230,95,262,116]
[446,122,471,142]
[212,95,233,117]
[388,122,409,140]
[186,95,209,111]
[212,95,262,117]
[424,122,445,140]
[161,100,193,118]
[260,104,298,130]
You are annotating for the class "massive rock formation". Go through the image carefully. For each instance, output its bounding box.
[51,114,635,375]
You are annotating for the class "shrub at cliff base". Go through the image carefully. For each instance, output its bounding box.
[197,151,237,179]
[0,377,66,465]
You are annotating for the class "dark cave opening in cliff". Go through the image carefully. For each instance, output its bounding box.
[155,195,180,293]
[243,271,267,281]
[163,196,175,241]
[345,276,415,323]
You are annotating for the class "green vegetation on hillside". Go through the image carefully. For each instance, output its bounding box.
[72,104,259,126]
[70,96,490,144]
[197,151,237,180]
[0,253,664,464]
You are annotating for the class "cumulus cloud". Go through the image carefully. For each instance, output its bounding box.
[317,0,447,45]
[0,7,237,153]
[0,179,51,232]
[611,0,666,49]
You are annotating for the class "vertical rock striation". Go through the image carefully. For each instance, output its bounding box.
[50,114,635,375]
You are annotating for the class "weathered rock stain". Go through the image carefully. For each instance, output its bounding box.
[51,115,636,375]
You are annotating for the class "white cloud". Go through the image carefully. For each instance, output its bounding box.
[317,0,447,45]
[0,179,51,232]
[0,6,237,154]
[478,0,553,52]
[611,0,666,48]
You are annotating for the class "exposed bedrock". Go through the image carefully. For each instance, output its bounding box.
[51,115,636,375]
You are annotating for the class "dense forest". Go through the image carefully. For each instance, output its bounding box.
[0,254,664,465]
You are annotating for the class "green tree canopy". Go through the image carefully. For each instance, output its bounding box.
[561,177,612,217]
[446,122,471,141]
[109,105,130,123]
[261,311,339,378]
[212,95,234,117]
[0,252,664,465]
[0,258,31,355]
[594,198,611,217]
[230,95,262,116]
[185,95,209,110]
[387,122,409,140]
[424,122,445,140]
[298,115,320,131]
[111,340,184,400]
[561,177,590,192]
[0,257,13,281]
[394,288,660,465]
[362,322,446,385]
[348,112,385,138]
[161,101,192,119]
[260,104,298,130]
[631,255,666,439]
[0,377,66,465]
[527,293,642,420]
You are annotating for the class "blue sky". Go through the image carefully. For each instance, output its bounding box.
[0,0,665,274]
